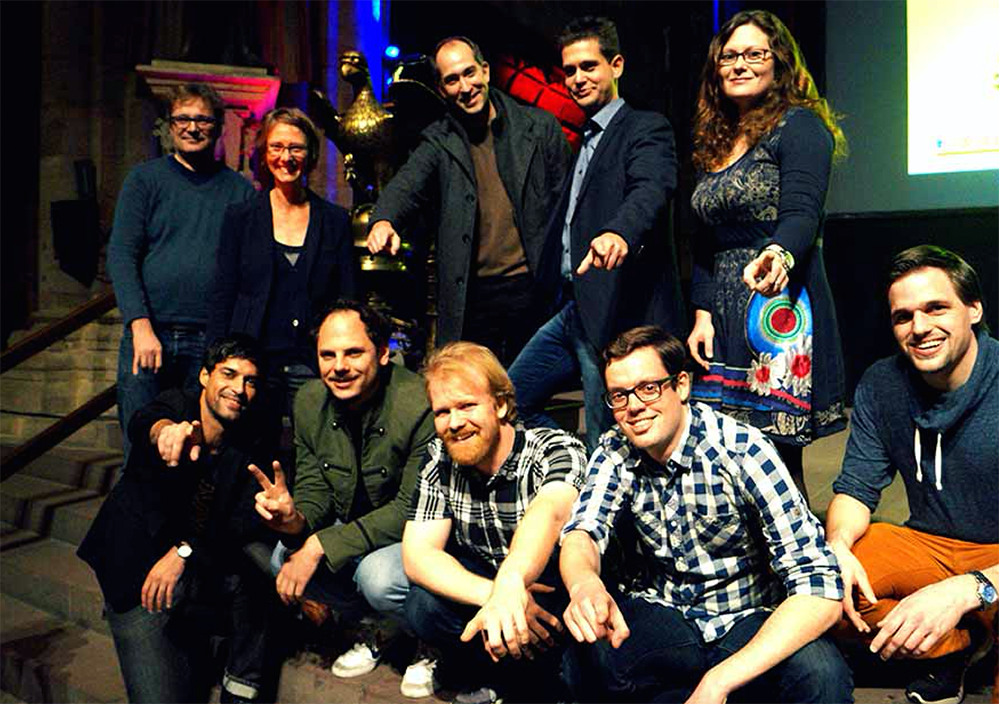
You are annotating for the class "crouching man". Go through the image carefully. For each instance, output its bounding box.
[78,335,280,703]
[402,342,588,704]
[827,246,998,704]
[560,326,852,703]
[249,300,435,694]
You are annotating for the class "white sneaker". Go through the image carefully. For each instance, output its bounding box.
[400,657,437,698]
[331,642,381,678]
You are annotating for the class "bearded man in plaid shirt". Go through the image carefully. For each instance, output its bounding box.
[559,326,853,703]
[402,342,587,704]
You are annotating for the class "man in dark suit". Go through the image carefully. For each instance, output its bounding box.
[509,16,684,451]
[366,36,570,366]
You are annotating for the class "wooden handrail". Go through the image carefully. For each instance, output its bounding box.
[1,291,117,374]
[1,384,118,481]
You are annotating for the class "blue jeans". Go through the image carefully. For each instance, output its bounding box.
[564,596,853,703]
[271,541,409,620]
[106,568,273,702]
[117,323,206,462]
[508,301,614,453]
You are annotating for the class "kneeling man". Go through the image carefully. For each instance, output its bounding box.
[79,335,279,703]
[403,342,588,703]
[560,326,851,703]
[827,245,997,704]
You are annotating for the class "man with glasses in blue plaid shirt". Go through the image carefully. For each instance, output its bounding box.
[559,325,852,703]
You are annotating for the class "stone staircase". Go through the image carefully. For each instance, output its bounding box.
[1,312,122,452]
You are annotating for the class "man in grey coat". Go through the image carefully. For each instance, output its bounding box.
[367,35,570,366]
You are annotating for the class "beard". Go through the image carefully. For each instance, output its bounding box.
[442,429,493,467]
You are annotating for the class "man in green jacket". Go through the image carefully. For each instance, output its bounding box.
[251,300,435,692]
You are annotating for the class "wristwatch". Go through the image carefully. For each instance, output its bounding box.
[176,542,193,560]
[969,570,997,610]
[763,243,795,273]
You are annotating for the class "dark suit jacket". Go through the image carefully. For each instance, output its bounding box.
[550,102,685,350]
[77,390,276,612]
[371,88,570,344]
[207,190,357,357]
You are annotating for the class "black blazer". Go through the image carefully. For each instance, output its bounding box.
[547,102,686,350]
[207,190,357,355]
[77,390,276,612]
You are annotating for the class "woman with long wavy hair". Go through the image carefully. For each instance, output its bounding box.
[687,10,847,502]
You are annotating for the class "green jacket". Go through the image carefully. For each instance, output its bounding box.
[292,363,434,574]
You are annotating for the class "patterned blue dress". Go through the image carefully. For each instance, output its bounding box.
[690,107,846,446]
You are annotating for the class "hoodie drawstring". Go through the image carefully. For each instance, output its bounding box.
[913,427,943,490]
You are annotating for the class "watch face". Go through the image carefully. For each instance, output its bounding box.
[177,544,193,559]
[984,584,998,604]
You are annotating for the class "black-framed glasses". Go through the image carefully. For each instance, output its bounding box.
[169,115,218,129]
[266,143,308,158]
[604,375,676,410]
[718,48,771,66]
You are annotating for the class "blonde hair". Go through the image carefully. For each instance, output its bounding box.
[422,342,518,422]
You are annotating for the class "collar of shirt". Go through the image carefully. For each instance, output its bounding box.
[587,97,625,135]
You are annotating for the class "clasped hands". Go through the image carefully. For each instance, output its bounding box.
[460,573,563,662]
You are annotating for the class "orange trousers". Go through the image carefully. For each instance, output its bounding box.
[841,522,998,659]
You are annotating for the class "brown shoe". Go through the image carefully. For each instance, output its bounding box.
[301,599,331,627]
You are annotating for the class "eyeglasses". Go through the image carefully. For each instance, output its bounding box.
[604,375,676,410]
[718,48,772,66]
[169,115,218,129]
[267,143,308,158]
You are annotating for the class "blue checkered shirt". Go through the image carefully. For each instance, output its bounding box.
[563,402,843,642]
[410,426,587,569]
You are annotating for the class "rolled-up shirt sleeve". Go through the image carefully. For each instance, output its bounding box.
[561,438,633,554]
[739,431,843,600]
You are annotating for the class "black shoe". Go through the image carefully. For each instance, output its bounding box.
[905,623,993,704]
[905,650,967,704]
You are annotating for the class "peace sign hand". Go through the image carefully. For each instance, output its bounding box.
[249,461,303,534]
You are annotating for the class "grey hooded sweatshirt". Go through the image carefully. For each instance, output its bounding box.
[833,329,998,545]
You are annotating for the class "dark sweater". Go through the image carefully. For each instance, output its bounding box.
[107,155,254,327]
[833,330,999,544]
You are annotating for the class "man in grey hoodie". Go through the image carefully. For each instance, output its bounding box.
[826,245,997,704]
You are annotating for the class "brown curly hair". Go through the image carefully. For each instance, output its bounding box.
[692,10,846,172]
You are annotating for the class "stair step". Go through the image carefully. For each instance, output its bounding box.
[0,539,107,636]
[0,446,121,494]
[0,595,125,703]
[49,496,105,548]
[0,415,123,453]
[0,475,100,539]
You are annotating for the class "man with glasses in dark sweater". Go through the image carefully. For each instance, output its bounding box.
[108,83,254,461]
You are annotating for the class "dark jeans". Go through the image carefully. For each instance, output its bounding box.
[117,323,206,463]
[464,273,540,368]
[106,566,275,703]
[564,596,853,703]
[404,546,569,701]
[508,301,614,453]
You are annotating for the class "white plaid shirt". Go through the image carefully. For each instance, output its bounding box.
[409,426,587,569]
[563,402,843,642]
